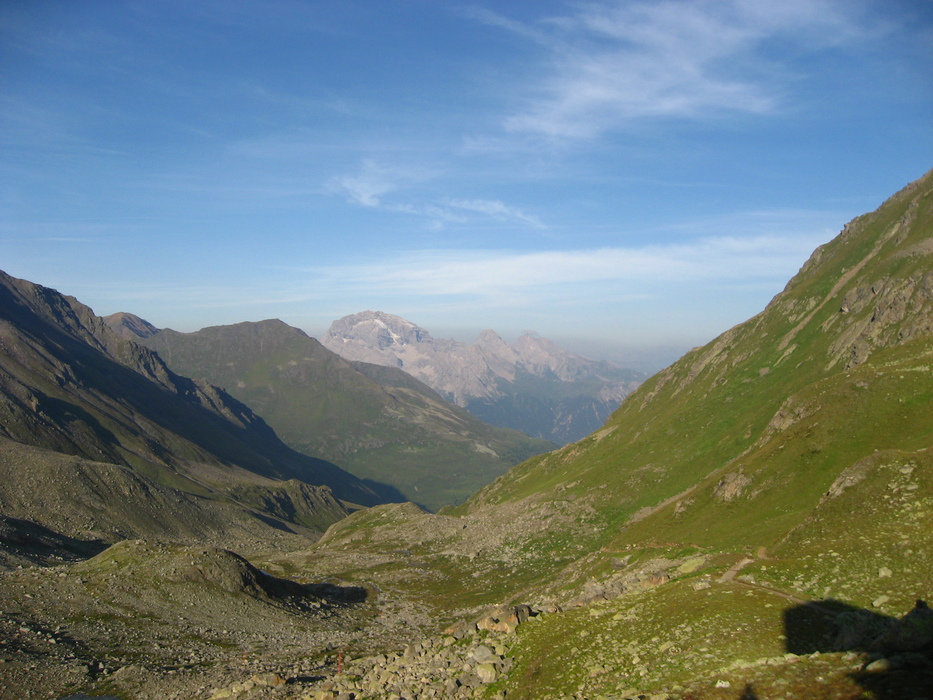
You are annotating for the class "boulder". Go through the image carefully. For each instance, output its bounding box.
[475,604,534,634]
[476,662,498,684]
[251,672,286,687]
[472,645,496,664]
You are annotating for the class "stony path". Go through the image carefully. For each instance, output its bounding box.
[718,556,755,583]
[716,548,841,616]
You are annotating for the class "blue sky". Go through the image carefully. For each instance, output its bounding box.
[2,0,931,370]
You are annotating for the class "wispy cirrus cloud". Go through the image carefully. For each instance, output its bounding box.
[441,198,546,228]
[328,160,547,229]
[476,0,868,139]
[327,159,416,207]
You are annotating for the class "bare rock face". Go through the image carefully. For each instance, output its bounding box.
[713,470,752,501]
[322,311,490,400]
[322,311,644,444]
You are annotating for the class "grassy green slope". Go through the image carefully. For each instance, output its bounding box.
[465,169,932,549]
[266,171,932,699]
[142,321,553,511]
[445,169,933,698]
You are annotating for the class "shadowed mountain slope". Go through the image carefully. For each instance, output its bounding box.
[136,320,554,511]
[0,436,346,565]
[0,270,383,552]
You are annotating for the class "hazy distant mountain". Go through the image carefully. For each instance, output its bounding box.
[135,320,554,511]
[0,270,380,552]
[321,312,644,444]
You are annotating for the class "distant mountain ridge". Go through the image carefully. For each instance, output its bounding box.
[132,319,554,511]
[321,311,644,444]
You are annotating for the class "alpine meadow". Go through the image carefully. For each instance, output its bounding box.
[1,169,931,699]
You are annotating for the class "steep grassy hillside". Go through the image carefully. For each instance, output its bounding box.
[467,169,932,541]
[139,320,553,510]
[432,168,933,697]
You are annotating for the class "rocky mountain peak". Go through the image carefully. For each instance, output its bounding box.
[511,333,575,377]
[103,312,160,341]
[322,311,644,444]
[322,311,436,367]
[473,330,519,371]
[474,328,507,349]
[0,270,114,356]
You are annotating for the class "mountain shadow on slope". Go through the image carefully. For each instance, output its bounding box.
[784,598,933,699]
[463,368,629,445]
[77,539,370,610]
[0,272,378,503]
[0,515,107,569]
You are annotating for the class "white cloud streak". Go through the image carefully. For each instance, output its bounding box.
[304,231,827,299]
[481,0,866,139]
[441,198,546,228]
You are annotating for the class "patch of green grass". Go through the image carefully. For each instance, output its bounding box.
[755,448,933,614]
[502,579,796,699]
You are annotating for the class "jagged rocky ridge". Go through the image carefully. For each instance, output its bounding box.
[322,313,644,445]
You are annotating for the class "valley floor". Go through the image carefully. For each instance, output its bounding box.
[2,528,931,700]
